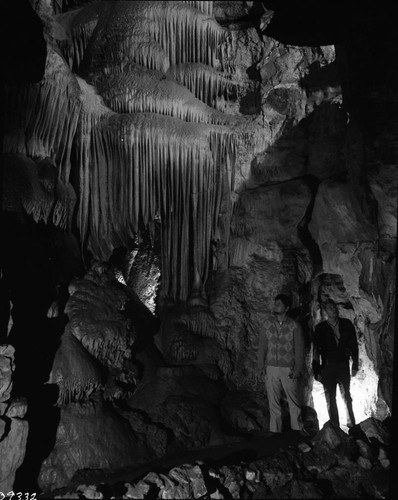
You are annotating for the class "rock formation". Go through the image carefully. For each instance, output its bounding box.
[0,346,29,491]
[0,0,395,496]
[40,419,392,499]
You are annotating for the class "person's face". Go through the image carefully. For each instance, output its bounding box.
[273,299,288,315]
[324,303,338,320]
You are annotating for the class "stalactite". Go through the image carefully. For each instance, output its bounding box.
[74,75,113,251]
[102,36,170,75]
[2,153,76,230]
[49,330,102,406]
[70,0,243,301]
[3,0,242,302]
[175,311,217,337]
[52,0,73,15]
[154,2,223,68]
[93,64,240,125]
[180,1,213,16]
[87,3,170,74]
[167,63,239,109]
[87,1,223,77]
[57,18,98,72]
[52,179,76,230]
[76,107,240,298]
[170,333,198,362]
[3,44,81,184]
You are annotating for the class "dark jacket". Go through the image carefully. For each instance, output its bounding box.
[313,318,358,373]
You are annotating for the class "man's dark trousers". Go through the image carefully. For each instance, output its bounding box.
[321,358,355,427]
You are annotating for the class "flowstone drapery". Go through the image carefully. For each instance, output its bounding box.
[74,1,245,302]
[3,0,245,302]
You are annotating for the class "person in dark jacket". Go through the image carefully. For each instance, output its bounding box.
[258,294,307,434]
[312,299,359,428]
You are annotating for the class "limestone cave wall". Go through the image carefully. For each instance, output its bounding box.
[0,0,396,495]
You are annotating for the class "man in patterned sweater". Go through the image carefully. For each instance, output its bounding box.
[258,294,306,434]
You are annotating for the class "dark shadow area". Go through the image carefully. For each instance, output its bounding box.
[246,63,262,83]
[300,60,341,92]
[261,0,358,46]
[239,88,262,115]
[0,212,81,491]
[1,3,60,490]
[13,384,61,492]
[0,0,46,84]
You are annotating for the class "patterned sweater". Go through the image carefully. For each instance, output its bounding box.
[257,316,305,372]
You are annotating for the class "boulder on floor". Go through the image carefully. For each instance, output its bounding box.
[126,365,228,452]
[38,399,150,491]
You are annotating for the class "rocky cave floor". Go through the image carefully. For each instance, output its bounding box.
[42,418,391,499]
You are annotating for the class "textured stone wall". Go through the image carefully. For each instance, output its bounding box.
[0,0,396,492]
[157,2,396,423]
[0,346,29,491]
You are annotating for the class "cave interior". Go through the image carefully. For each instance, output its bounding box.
[0,0,397,498]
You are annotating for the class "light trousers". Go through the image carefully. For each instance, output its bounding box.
[265,365,304,432]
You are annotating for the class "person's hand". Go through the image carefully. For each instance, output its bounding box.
[289,370,301,380]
